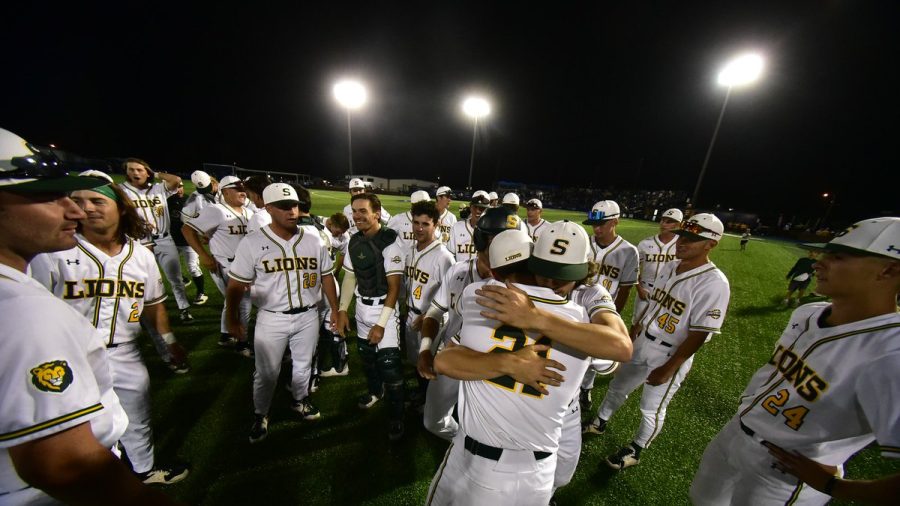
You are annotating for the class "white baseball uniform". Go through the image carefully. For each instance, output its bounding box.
[29,236,164,473]
[582,234,639,388]
[691,304,900,506]
[247,208,272,235]
[179,191,219,280]
[229,224,335,415]
[633,234,678,325]
[422,258,490,441]
[387,211,441,250]
[121,181,190,311]
[0,263,128,505]
[343,203,391,236]
[554,283,619,490]
[427,280,590,506]
[526,219,549,243]
[594,259,730,448]
[438,208,457,243]
[446,219,478,262]
[403,239,455,364]
[185,202,254,333]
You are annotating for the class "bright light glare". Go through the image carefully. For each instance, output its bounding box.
[717,53,764,87]
[822,193,829,198]
[333,80,368,110]
[462,96,491,119]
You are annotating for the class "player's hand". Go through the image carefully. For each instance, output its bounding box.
[201,254,219,274]
[646,363,676,386]
[417,350,436,380]
[637,285,650,300]
[227,320,246,341]
[505,344,566,396]
[764,442,839,493]
[369,325,385,345]
[476,282,540,330]
[329,311,339,334]
[335,311,350,337]
[411,315,424,331]
[629,324,643,341]
[167,342,188,367]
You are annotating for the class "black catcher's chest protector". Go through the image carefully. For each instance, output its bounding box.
[348,227,399,297]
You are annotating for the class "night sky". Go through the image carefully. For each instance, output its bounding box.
[4,1,897,221]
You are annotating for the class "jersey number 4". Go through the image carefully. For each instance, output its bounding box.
[761,389,809,430]
[485,325,551,398]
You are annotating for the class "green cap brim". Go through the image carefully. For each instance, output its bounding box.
[528,256,588,282]
[0,175,106,193]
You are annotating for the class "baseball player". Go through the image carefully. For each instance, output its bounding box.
[501,192,520,214]
[632,208,683,329]
[487,191,499,207]
[342,177,391,235]
[427,223,631,505]
[691,217,900,505]
[0,129,177,505]
[335,193,406,441]
[243,175,274,234]
[446,190,490,262]
[435,185,457,243]
[119,157,194,323]
[401,200,455,405]
[386,190,438,249]
[418,208,519,440]
[524,198,548,242]
[579,199,640,409]
[317,212,353,378]
[31,181,189,484]
[783,250,817,306]
[168,181,208,305]
[182,175,254,351]
[740,229,751,251]
[583,213,731,471]
[226,183,338,443]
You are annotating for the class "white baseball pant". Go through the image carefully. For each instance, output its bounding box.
[252,308,319,415]
[355,299,399,349]
[426,431,557,506]
[211,264,251,334]
[107,342,155,473]
[595,336,694,448]
[177,244,202,278]
[690,418,834,506]
[553,398,581,493]
[152,236,190,310]
[404,315,423,365]
[423,372,459,441]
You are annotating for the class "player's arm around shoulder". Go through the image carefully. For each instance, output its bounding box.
[433,343,565,396]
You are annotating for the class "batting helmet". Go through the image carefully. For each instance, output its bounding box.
[473,207,522,252]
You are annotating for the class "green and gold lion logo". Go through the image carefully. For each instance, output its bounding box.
[30,360,74,393]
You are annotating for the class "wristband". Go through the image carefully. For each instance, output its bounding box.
[419,337,433,354]
[377,306,394,327]
[161,332,176,345]
[823,475,837,496]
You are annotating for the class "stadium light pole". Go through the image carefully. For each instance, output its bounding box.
[692,53,764,207]
[333,79,368,176]
[462,96,491,190]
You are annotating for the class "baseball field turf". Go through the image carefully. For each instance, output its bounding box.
[138,186,896,505]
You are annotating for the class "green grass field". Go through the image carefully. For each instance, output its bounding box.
[138,186,896,505]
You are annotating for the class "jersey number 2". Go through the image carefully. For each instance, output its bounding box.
[128,302,140,323]
[485,325,551,398]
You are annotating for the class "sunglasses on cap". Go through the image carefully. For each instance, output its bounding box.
[3,145,69,179]
[587,209,616,221]
[222,183,245,191]
[679,221,720,238]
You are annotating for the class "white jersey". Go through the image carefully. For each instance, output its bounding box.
[0,264,127,504]
[571,283,618,319]
[457,280,590,452]
[30,237,167,346]
[431,258,490,344]
[247,208,272,234]
[228,224,335,312]
[438,208,457,243]
[446,219,478,262]
[120,181,176,241]
[180,191,217,221]
[588,235,639,298]
[343,202,391,236]
[737,304,900,465]
[387,211,441,249]
[637,260,730,347]
[526,219,549,243]
[185,202,253,265]
[636,234,678,288]
[404,239,455,314]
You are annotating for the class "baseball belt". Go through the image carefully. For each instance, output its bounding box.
[265,305,316,315]
[464,435,551,462]
[359,296,386,306]
[151,232,170,240]
[644,330,673,348]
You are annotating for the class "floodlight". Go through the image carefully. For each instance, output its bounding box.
[333,79,368,110]
[717,54,764,87]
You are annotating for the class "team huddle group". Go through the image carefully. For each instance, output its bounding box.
[1,125,898,506]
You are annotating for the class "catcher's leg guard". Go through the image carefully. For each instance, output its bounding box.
[357,337,382,395]
[316,322,332,371]
[333,334,348,372]
[377,347,405,421]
